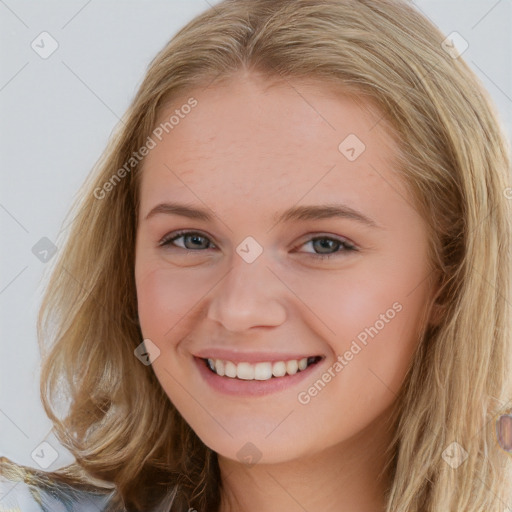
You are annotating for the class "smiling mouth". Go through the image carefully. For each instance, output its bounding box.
[202,356,323,381]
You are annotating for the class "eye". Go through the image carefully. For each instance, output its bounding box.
[159,230,215,251]
[295,235,357,260]
[159,230,357,260]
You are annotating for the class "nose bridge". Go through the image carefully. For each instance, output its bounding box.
[206,249,287,331]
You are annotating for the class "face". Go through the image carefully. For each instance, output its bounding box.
[134,72,439,464]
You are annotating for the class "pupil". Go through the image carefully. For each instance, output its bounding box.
[314,239,337,254]
[188,235,206,249]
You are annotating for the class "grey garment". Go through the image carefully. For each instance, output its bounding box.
[0,458,117,512]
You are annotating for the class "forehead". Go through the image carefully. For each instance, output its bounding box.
[138,73,408,218]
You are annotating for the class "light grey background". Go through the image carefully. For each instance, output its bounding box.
[1,0,511,470]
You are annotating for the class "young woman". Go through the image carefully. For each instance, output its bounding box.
[1,0,511,511]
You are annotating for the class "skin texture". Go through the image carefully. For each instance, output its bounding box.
[134,70,440,512]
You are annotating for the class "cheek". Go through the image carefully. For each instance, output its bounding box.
[135,261,209,341]
[291,274,426,443]
[293,264,425,343]
[293,256,429,389]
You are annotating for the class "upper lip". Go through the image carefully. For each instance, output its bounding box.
[193,349,324,364]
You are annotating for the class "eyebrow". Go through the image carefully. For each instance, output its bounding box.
[144,201,381,228]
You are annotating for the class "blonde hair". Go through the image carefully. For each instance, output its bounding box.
[35,0,512,510]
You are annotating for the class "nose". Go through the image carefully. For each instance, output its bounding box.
[206,252,287,332]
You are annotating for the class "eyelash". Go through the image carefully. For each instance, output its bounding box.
[158,230,358,260]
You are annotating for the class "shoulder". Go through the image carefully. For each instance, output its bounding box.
[0,456,116,512]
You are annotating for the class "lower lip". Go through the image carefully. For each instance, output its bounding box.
[194,356,323,397]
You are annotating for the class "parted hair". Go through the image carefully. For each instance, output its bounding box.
[32,0,512,510]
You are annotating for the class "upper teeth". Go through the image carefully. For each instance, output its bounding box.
[206,357,312,380]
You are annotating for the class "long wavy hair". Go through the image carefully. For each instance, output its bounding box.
[32,0,512,510]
